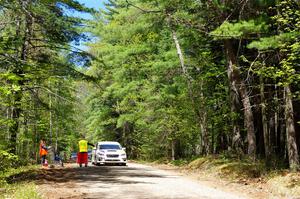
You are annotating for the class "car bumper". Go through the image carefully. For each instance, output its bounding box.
[96,157,127,164]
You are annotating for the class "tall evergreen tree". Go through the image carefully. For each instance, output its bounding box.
[0,0,91,154]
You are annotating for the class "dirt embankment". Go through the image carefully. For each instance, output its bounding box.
[143,158,300,199]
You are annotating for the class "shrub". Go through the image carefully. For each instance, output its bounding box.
[0,150,18,172]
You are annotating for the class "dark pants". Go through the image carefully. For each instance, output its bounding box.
[41,155,46,165]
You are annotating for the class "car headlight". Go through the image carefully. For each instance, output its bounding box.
[121,153,126,156]
[97,153,104,156]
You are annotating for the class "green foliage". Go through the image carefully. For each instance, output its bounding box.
[1,0,300,172]
[248,32,299,50]
[0,165,41,199]
[83,0,232,160]
[0,0,93,166]
[0,150,18,172]
[212,20,268,39]
[249,0,300,86]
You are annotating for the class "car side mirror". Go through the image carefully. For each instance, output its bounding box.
[122,147,126,151]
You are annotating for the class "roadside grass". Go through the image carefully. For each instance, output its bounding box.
[0,182,41,199]
[266,171,300,198]
[187,156,265,179]
[138,155,300,198]
[0,166,41,199]
[186,156,300,197]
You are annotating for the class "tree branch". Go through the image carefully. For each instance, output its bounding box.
[125,0,162,13]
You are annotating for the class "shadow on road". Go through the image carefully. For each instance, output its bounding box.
[7,165,168,186]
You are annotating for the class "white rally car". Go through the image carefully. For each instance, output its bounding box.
[91,141,127,166]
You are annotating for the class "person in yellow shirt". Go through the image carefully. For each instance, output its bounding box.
[77,135,94,167]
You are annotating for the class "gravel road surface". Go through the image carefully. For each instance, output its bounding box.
[38,163,248,199]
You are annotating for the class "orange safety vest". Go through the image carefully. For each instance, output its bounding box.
[39,143,48,156]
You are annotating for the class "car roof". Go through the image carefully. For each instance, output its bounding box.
[97,141,121,145]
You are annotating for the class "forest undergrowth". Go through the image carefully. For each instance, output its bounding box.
[0,166,41,199]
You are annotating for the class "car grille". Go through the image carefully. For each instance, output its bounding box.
[106,154,119,158]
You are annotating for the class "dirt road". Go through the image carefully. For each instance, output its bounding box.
[38,163,248,199]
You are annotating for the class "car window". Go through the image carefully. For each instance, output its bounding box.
[99,144,121,150]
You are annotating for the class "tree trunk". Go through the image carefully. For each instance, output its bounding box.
[55,88,58,152]
[8,105,21,154]
[260,76,271,166]
[280,119,287,159]
[274,84,279,154]
[229,86,243,154]
[9,0,33,154]
[55,116,58,153]
[34,114,38,162]
[284,85,299,171]
[240,82,256,157]
[171,30,187,77]
[200,116,209,155]
[49,92,53,146]
[170,27,209,154]
[224,39,256,159]
[171,139,175,161]
[6,108,10,141]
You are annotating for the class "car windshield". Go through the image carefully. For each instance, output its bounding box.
[99,144,121,150]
